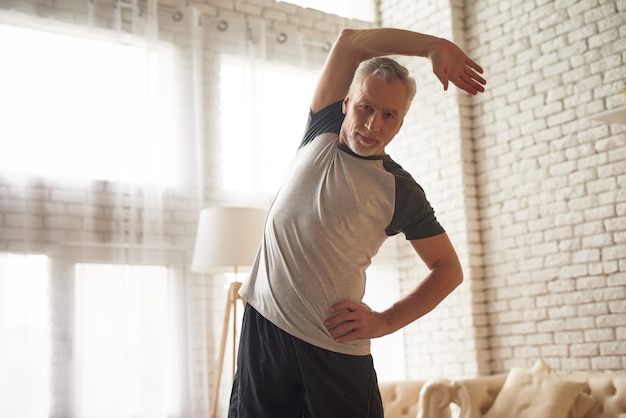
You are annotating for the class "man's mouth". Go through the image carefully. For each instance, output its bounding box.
[356,132,377,145]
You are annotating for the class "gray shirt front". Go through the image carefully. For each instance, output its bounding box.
[240,101,444,355]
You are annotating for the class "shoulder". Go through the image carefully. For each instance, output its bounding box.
[300,100,344,148]
[382,157,444,239]
[381,158,423,192]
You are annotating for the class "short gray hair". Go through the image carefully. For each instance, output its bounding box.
[349,57,417,114]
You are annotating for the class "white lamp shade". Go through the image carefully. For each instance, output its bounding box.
[191,207,266,273]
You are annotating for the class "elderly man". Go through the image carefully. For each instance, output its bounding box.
[229,27,486,418]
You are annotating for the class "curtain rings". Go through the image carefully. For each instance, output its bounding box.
[172,11,183,22]
[276,32,288,44]
[217,20,229,32]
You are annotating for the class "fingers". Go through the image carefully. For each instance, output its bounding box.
[446,65,486,95]
[325,304,356,331]
[325,302,364,342]
[328,320,358,341]
[464,65,487,92]
[435,66,485,95]
[328,300,358,314]
[434,69,449,91]
[466,57,484,75]
[325,309,356,341]
[325,301,381,343]
[431,47,486,95]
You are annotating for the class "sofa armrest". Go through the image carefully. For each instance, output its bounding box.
[379,380,425,418]
[451,374,507,418]
[417,379,453,418]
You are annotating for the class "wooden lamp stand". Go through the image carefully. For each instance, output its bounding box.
[210,280,245,418]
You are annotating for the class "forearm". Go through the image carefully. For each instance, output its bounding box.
[336,28,442,63]
[381,261,463,334]
[335,27,486,96]
[312,28,444,111]
[313,27,484,112]
[325,255,462,343]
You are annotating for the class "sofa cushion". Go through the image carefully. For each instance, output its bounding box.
[379,380,424,418]
[570,372,626,418]
[483,366,587,418]
[568,393,597,418]
[530,360,597,418]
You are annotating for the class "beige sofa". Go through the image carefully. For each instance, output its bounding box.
[379,361,626,418]
[380,379,453,418]
[379,380,426,418]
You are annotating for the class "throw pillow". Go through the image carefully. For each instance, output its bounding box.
[530,359,597,418]
[482,367,586,418]
[567,393,597,418]
[531,358,555,374]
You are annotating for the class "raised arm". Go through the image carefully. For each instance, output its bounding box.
[311,28,486,113]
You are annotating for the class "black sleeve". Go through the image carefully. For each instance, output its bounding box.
[299,100,345,149]
[382,158,445,240]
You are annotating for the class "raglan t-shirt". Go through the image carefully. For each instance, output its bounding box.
[239,100,445,356]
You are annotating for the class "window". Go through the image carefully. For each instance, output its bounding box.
[74,263,176,417]
[219,55,318,201]
[278,0,376,21]
[0,255,178,417]
[0,24,180,185]
[0,253,50,418]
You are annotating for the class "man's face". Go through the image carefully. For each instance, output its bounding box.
[340,74,406,157]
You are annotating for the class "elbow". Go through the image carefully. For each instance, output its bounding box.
[435,254,463,290]
[432,258,463,295]
[334,28,370,61]
[333,29,356,51]
[440,257,463,292]
[455,267,464,288]
[336,28,359,43]
[451,262,463,289]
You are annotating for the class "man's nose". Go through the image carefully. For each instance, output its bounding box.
[365,113,382,133]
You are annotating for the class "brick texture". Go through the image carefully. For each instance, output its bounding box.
[380,0,625,378]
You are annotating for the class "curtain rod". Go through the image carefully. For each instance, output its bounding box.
[163,1,335,51]
[201,17,332,51]
[90,0,333,51]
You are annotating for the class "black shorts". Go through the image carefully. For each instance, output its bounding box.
[228,304,384,418]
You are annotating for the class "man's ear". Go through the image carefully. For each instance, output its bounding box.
[342,96,349,114]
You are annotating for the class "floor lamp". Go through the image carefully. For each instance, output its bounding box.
[191,207,266,418]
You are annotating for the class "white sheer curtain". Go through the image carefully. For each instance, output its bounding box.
[0,1,204,417]
[0,2,330,417]
[213,18,320,208]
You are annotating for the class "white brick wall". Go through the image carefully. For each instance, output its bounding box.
[380,0,625,378]
[379,0,491,379]
[471,0,625,375]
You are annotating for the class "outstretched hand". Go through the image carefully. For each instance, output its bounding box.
[429,38,486,95]
[325,300,390,343]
